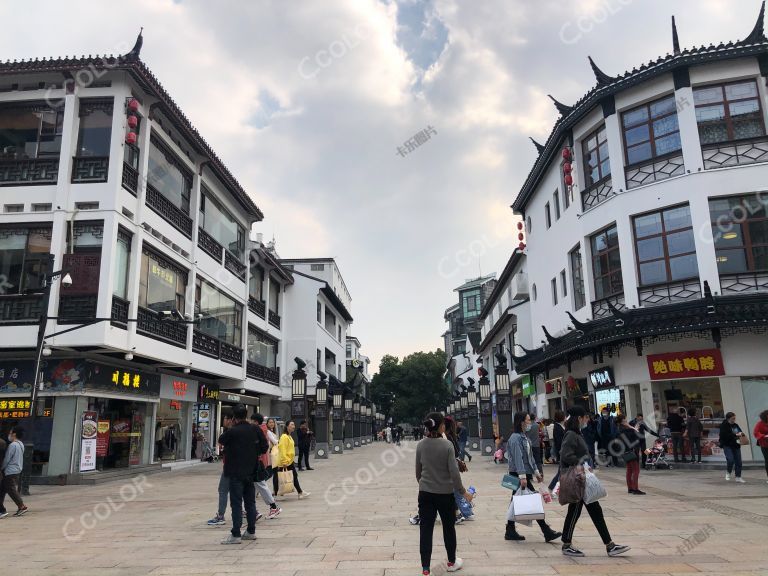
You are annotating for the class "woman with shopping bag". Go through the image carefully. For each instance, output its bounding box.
[275,421,310,500]
[558,406,630,558]
[504,412,561,542]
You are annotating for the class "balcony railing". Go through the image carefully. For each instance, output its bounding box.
[192,330,243,366]
[581,176,616,210]
[71,156,109,183]
[591,293,626,319]
[702,136,768,170]
[198,228,223,261]
[224,250,247,281]
[111,296,129,328]
[0,157,59,186]
[247,361,280,385]
[638,278,701,307]
[0,294,44,324]
[58,295,98,324]
[145,183,193,238]
[625,153,684,190]
[719,271,768,295]
[268,309,281,329]
[122,162,139,195]
[137,306,188,347]
[248,297,266,318]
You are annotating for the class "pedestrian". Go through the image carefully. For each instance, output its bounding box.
[0,426,27,518]
[615,415,644,495]
[596,408,617,467]
[686,409,704,464]
[582,413,598,468]
[217,405,258,544]
[629,413,658,468]
[525,414,543,472]
[719,412,747,483]
[559,406,631,558]
[504,412,561,543]
[548,411,566,492]
[456,420,472,462]
[275,420,310,499]
[207,414,234,526]
[250,414,282,519]
[542,419,552,464]
[416,412,472,575]
[296,420,313,471]
[444,417,473,522]
[667,407,687,463]
[752,410,768,483]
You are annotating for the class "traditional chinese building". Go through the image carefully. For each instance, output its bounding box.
[497,5,768,463]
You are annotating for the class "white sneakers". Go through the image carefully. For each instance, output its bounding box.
[725,473,731,481]
[735,477,746,484]
[446,558,464,572]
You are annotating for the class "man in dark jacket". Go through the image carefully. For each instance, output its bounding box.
[630,413,658,468]
[667,408,687,463]
[596,409,618,466]
[296,421,313,471]
[457,421,471,461]
[218,404,258,544]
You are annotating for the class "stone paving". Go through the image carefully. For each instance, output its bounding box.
[2,441,768,576]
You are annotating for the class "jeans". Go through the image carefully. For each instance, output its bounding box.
[272,463,303,495]
[671,432,685,461]
[0,474,24,513]
[217,473,229,517]
[723,446,743,477]
[688,437,702,462]
[561,500,612,545]
[297,445,311,469]
[625,460,640,491]
[418,491,456,570]
[229,476,256,537]
[458,441,471,461]
[531,446,543,471]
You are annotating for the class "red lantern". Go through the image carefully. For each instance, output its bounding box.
[563,162,572,174]
[562,147,571,160]
[517,221,523,230]
[127,98,139,112]
[127,115,138,129]
[564,174,573,186]
[518,242,526,250]
[125,132,137,145]
[518,232,524,241]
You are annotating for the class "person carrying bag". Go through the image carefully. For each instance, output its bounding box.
[275,421,310,499]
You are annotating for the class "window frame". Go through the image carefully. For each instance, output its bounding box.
[622,94,681,167]
[0,225,53,295]
[195,276,243,346]
[560,269,567,297]
[582,124,611,187]
[709,193,768,273]
[139,247,188,314]
[545,202,552,229]
[569,245,586,311]
[551,277,558,305]
[693,79,766,145]
[553,190,561,220]
[590,223,623,300]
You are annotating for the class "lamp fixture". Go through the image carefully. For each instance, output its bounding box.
[41,346,52,357]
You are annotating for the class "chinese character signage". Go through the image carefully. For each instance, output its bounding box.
[646,349,725,381]
[521,374,535,397]
[80,411,98,472]
[0,398,31,419]
[96,421,110,457]
[588,367,615,390]
[545,377,563,395]
[88,363,160,397]
[199,383,219,401]
[160,375,196,401]
[0,361,36,394]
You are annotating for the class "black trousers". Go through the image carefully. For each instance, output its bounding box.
[505,472,553,535]
[671,432,685,461]
[272,463,303,495]
[561,500,612,545]
[762,446,768,477]
[0,474,24,513]
[418,491,456,569]
[297,445,311,469]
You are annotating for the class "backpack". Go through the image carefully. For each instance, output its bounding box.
[254,425,269,456]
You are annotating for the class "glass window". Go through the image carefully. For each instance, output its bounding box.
[462,289,481,319]
[195,277,242,346]
[317,301,322,322]
[248,326,278,368]
[551,277,558,305]
[553,191,560,220]
[622,95,681,166]
[199,189,245,258]
[582,125,611,187]
[0,102,63,159]
[249,265,264,301]
[0,227,52,295]
[560,269,567,297]
[325,309,336,333]
[709,193,768,273]
[147,137,191,214]
[570,246,586,310]
[694,80,765,144]
[113,230,131,299]
[268,277,279,313]
[545,203,551,228]
[633,205,699,285]
[138,249,187,313]
[590,224,623,300]
[76,100,113,157]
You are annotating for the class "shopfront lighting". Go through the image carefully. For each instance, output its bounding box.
[41,346,52,357]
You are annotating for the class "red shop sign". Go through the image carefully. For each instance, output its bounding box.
[646,348,725,381]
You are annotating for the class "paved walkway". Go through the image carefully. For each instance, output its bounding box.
[3,441,767,575]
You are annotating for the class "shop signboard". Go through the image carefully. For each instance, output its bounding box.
[160,375,197,401]
[588,366,615,390]
[199,383,220,402]
[80,411,98,472]
[96,420,110,457]
[647,349,725,381]
[0,361,36,394]
[545,377,563,395]
[197,404,211,431]
[521,374,535,397]
[0,398,31,419]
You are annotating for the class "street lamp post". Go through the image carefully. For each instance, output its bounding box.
[460,390,468,422]
[478,369,495,457]
[343,392,354,451]
[353,395,361,447]
[466,381,480,452]
[291,358,308,422]
[331,386,344,454]
[365,402,372,444]
[313,374,329,459]
[494,353,513,441]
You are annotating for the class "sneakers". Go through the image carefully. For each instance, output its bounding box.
[446,558,464,572]
[725,473,731,481]
[735,477,746,484]
[630,489,646,495]
[0,512,8,519]
[422,570,430,576]
[562,545,584,557]
[299,492,311,500]
[13,506,28,517]
[241,532,257,540]
[409,515,420,525]
[207,514,226,526]
[543,529,562,543]
[504,531,525,541]
[268,507,282,519]
[454,515,464,525]
[607,543,631,557]
[462,514,475,521]
[221,534,242,545]
[255,512,264,522]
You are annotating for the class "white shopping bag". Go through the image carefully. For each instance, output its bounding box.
[583,470,606,504]
[505,489,545,522]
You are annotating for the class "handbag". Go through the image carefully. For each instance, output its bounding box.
[738,435,750,445]
[501,474,521,491]
[277,467,295,495]
[583,470,606,504]
[270,445,280,468]
[252,460,270,482]
[457,459,468,473]
[506,488,545,522]
[621,450,638,463]
[558,465,585,505]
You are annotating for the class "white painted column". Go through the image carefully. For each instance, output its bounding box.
[675,85,704,174]
[96,211,119,319]
[639,381,657,431]
[616,216,640,308]
[603,111,627,194]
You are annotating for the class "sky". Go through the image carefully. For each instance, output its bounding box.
[1,0,762,373]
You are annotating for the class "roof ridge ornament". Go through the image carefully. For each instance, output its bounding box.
[529,137,545,154]
[588,56,615,86]
[125,27,144,60]
[740,0,766,45]
[672,15,681,55]
[547,94,573,116]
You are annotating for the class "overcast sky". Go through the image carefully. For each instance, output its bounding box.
[2,0,761,372]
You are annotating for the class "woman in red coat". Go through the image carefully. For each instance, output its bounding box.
[753,410,768,482]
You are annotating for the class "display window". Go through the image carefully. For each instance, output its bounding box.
[86,398,151,470]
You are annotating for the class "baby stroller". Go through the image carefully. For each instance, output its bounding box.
[645,434,673,470]
[200,437,219,463]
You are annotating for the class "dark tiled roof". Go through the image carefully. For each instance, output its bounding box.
[0,49,263,220]
[512,3,768,213]
[479,249,524,320]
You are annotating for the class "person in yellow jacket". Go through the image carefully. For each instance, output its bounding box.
[272,420,309,499]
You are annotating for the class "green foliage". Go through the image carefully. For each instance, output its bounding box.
[370,349,449,425]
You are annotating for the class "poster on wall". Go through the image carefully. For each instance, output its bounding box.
[129,411,144,466]
[80,411,98,472]
[96,420,111,457]
[595,388,621,417]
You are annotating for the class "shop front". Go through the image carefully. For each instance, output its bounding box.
[566,375,593,414]
[219,390,261,434]
[155,374,197,463]
[589,366,623,417]
[194,383,219,459]
[544,376,565,418]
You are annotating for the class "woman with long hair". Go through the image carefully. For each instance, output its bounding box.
[504,412,561,542]
[559,406,630,558]
[416,412,472,575]
[275,420,310,499]
[719,412,747,483]
[753,410,768,482]
[615,414,644,495]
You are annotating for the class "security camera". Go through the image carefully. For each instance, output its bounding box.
[61,273,73,288]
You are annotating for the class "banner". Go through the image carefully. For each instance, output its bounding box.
[80,411,98,472]
[96,420,110,457]
[646,349,725,381]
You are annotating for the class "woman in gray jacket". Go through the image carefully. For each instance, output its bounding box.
[504,412,561,542]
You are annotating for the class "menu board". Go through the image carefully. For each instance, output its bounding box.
[96,421,111,457]
[80,411,98,472]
